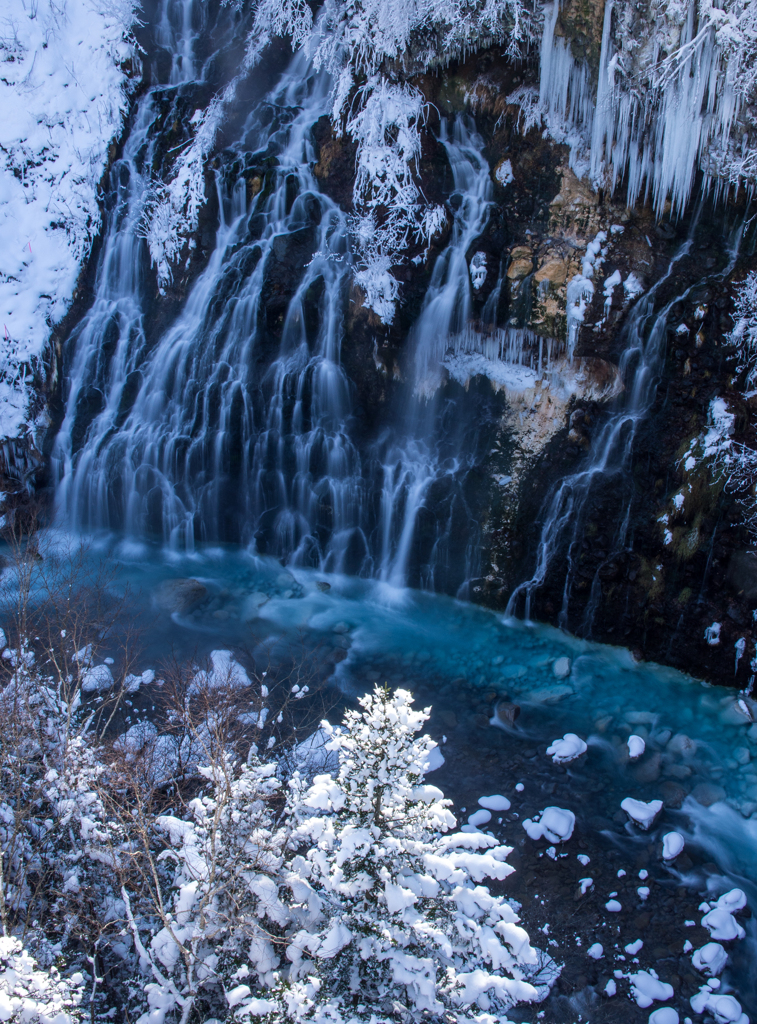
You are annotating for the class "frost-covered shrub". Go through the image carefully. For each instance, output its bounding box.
[1,607,546,1024]
[730,271,757,390]
[124,754,290,1024]
[0,937,84,1023]
[0,647,127,976]
[346,82,428,322]
[261,0,537,105]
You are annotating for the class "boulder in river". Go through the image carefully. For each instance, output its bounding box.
[156,578,208,613]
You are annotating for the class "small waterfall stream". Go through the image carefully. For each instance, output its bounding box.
[371,117,499,591]
[507,217,745,632]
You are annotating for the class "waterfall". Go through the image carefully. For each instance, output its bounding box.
[53,28,531,595]
[371,116,498,592]
[506,216,746,630]
[53,50,367,562]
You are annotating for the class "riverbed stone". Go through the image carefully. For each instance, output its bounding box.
[529,683,574,704]
[660,781,688,808]
[691,783,727,806]
[552,656,571,678]
[156,578,208,613]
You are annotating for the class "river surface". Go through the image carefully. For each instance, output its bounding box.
[12,530,755,1022]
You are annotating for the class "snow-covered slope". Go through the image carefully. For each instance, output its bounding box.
[0,0,137,443]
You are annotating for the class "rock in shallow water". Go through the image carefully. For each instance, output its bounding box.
[552,656,571,678]
[156,577,208,613]
[691,782,727,806]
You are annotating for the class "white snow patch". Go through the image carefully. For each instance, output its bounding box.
[467,808,492,828]
[692,942,728,976]
[546,733,587,763]
[648,1009,679,1024]
[495,159,514,186]
[424,744,445,772]
[628,735,646,759]
[522,806,575,843]
[629,970,674,1008]
[623,273,645,300]
[691,986,749,1024]
[621,797,663,830]
[705,622,722,646]
[662,832,685,861]
[469,251,487,290]
[478,795,510,811]
[0,0,137,441]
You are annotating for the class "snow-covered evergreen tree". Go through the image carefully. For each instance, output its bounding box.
[238,685,544,1024]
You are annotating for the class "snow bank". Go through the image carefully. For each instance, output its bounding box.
[0,0,137,442]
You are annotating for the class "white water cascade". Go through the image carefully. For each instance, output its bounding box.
[54,46,539,593]
[371,117,513,592]
[53,51,370,563]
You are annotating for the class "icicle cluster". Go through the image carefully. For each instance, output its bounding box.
[523,0,757,217]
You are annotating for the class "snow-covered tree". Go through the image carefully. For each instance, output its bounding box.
[235,685,544,1024]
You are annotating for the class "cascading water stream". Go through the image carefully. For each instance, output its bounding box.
[53,52,366,560]
[53,81,511,591]
[371,116,496,591]
[507,215,745,630]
